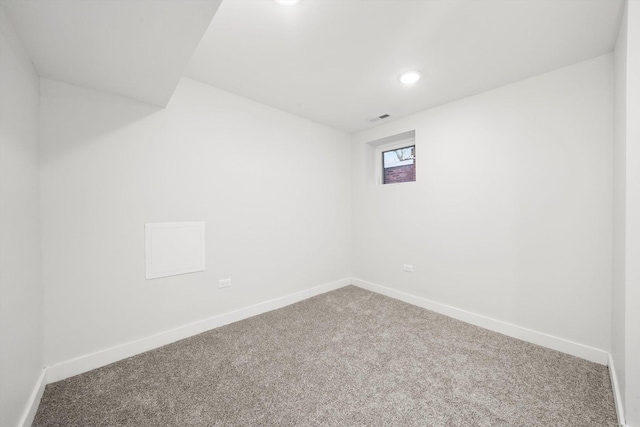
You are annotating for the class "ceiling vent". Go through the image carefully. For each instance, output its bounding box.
[369,114,390,123]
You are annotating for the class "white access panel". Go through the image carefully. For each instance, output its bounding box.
[145,222,205,279]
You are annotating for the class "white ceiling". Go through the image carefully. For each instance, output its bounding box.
[2,0,624,131]
[185,0,624,133]
[1,0,222,107]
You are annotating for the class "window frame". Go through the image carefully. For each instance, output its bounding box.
[376,139,416,185]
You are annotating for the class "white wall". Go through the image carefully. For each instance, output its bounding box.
[0,8,44,427]
[623,1,640,424]
[39,77,351,367]
[612,0,628,420]
[612,2,640,424]
[351,55,613,353]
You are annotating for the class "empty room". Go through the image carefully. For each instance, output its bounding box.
[1,0,638,426]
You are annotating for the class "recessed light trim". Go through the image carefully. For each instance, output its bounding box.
[399,71,421,85]
[273,0,301,6]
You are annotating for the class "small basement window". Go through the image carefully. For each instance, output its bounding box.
[382,145,415,184]
[365,130,416,186]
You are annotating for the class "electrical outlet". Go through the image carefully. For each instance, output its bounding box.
[403,264,413,272]
[219,278,231,288]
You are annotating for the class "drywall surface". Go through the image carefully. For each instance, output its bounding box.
[612,2,640,423]
[39,77,351,367]
[3,0,222,107]
[351,55,613,353]
[0,8,43,427]
[624,2,640,424]
[612,0,627,419]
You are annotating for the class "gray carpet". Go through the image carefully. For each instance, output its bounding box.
[33,286,617,426]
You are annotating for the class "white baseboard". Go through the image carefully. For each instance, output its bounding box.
[351,278,609,365]
[25,278,622,425]
[19,368,47,427]
[46,278,351,383]
[608,353,627,427]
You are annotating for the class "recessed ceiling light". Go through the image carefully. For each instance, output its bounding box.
[273,0,301,6]
[399,71,421,85]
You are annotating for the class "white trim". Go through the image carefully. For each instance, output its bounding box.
[18,368,47,427]
[609,353,627,427]
[45,278,351,383]
[351,278,609,365]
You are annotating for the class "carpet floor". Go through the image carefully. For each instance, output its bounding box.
[33,285,617,426]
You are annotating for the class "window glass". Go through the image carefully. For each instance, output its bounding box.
[382,145,415,184]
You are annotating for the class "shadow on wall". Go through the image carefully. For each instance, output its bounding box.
[39,78,163,164]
